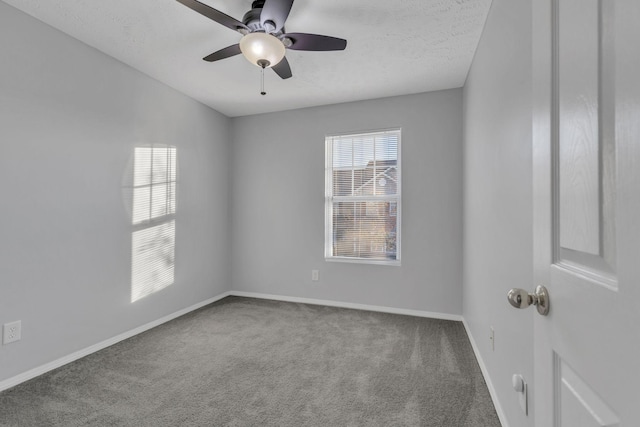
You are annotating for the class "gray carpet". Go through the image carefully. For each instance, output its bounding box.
[0,297,501,426]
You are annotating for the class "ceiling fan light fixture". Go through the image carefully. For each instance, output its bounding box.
[239,32,285,68]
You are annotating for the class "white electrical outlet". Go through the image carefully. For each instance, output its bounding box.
[3,320,22,345]
[490,327,495,351]
[311,270,319,282]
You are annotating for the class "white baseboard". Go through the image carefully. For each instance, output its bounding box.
[229,291,463,321]
[0,291,232,393]
[462,319,509,427]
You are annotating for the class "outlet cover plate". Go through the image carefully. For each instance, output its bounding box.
[490,327,495,351]
[3,320,22,345]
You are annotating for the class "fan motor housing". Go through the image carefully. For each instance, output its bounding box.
[243,2,265,32]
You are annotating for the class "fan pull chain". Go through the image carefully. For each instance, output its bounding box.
[256,59,270,96]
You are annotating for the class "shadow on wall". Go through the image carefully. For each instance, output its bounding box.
[122,145,177,303]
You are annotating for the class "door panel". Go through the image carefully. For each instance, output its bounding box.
[555,355,619,427]
[557,0,601,257]
[533,0,640,425]
[556,0,617,286]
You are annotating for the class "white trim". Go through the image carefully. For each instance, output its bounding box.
[324,128,402,265]
[325,257,401,266]
[462,319,509,427]
[229,291,463,322]
[325,127,404,139]
[0,291,232,393]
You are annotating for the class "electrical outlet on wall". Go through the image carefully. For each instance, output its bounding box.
[311,270,319,282]
[490,327,495,351]
[3,320,22,345]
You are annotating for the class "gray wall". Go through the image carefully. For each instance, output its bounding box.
[462,0,534,426]
[230,90,464,315]
[1,5,535,424]
[0,2,231,383]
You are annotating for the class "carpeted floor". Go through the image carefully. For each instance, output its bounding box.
[0,297,501,426]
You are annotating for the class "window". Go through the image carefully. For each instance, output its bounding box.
[325,129,401,264]
[130,146,177,302]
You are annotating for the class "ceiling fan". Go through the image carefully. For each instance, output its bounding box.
[177,0,348,80]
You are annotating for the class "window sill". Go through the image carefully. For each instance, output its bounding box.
[325,257,401,267]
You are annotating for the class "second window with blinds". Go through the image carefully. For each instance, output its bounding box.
[325,129,401,265]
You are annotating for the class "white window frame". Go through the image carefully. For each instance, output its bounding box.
[324,128,402,266]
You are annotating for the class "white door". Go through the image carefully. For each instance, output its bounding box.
[532,0,640,426]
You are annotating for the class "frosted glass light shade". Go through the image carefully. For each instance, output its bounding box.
[239,33,286,68]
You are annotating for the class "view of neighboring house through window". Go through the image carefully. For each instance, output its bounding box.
[325,129,401,264]
[130,146,177,302]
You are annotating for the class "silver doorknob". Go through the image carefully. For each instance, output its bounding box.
[507,285,550,316]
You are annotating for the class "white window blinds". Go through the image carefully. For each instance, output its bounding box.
[325,129,401,264]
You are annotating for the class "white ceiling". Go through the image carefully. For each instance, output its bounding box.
[2,0,492,117]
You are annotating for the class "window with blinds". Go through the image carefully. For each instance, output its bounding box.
[325,129,401,264]
[131,146,177,302]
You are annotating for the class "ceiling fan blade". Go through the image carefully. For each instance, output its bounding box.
[261,0,294,33]
[272,57,293,79]
[203,44,242,62]
[176,0,248,33]
[284,33,347,51]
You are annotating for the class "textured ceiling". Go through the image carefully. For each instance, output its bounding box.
[2,0,492,117]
